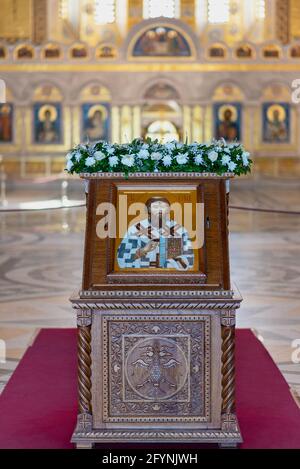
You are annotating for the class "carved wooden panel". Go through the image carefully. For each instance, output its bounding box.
[101,314,211,423]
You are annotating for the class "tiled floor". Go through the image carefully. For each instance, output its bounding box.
[0,177,300,404]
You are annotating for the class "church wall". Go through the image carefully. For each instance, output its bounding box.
[1,18,300,179]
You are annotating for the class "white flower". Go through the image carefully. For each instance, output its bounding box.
[141,143,149,149]
[190,145,199,154]
[162,155,172,167]
[151,152,162,161]
[106,146,115,155]
[176,143,184,149]
[94,150,106,161]
[74,151,82,162]
[137,149,149,159]
[108,155,118,167]
[228,161,237,171]
[221,155,231,165]
[66,159,73,171]
[194,153,203,165]
[85,157,96,167]
[176,153,188,165]
[223,147,231,154]
[242,151,250,166]
[66,152,73,161]
[208,151,218,162]
[165,142,176,151]
[121,154,135,167]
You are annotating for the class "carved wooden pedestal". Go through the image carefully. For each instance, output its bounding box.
[71,287,242,448]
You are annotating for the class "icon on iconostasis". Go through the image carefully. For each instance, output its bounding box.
[82,103,110,142]
[263,103,290,143]
[34,103,62,144]
[214,103,241,142]
[0,103,13,143]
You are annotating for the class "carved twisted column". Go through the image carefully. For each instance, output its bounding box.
[220,310,238,432]
[77,310,92,431]
[221,325,235,413]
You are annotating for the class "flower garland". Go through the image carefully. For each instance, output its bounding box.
[65,138,252,176]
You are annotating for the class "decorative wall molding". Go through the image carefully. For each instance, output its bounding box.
[32,0,48,45]
[276,0,290,45]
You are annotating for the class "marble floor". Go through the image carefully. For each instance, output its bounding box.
[0,177,300,408]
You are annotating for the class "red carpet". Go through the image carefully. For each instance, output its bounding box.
[0,328,299,449]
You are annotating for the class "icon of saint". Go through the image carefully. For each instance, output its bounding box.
[265,105,288,142]
[117,197,194,271]
[0,104,12,142]
[86,109,105,141]
[217,106,239,141]
[36,105,59,143]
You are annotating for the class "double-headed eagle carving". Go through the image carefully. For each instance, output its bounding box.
[129,339,182,398]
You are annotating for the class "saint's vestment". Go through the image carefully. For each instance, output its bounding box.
[117,218,194,270]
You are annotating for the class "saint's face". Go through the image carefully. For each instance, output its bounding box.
[44,110,51,122]
[148,201,170,226]
[272,110,280,122]
[93,111,103,124]
[224,109,233,122]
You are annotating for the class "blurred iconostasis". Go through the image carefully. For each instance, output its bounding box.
[0,0,300,178]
